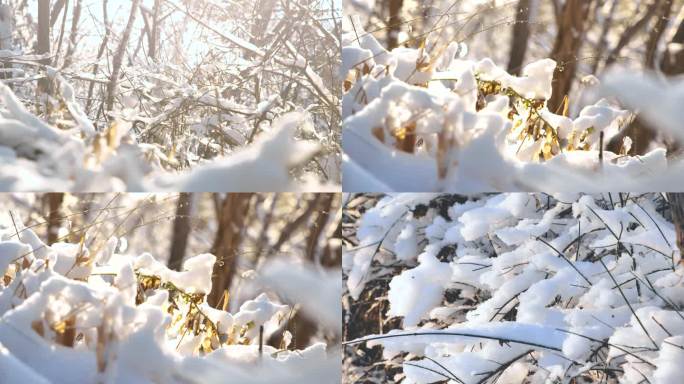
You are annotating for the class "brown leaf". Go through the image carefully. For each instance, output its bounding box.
[394,121,417,153]
[96,324,107,373]
[371,127,385,143]
[54,316,76,347]
[31,320,44,337]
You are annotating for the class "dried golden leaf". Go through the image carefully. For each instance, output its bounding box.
[221,290,230,312]
[362,63,371,75]
[52,320,67,334]
[201,336,213,352]
[55,316,76,347]
[416,57,431,72]
[542,142,553,161]
[92,133,103,161]
[167,143,176,164]
[394,122,417,153]
[96,325,107,373]
[106,121,119,149]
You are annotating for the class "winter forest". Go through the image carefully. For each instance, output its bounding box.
[1,192,341,383]
[342,0,684,191]
[0,0,341,191]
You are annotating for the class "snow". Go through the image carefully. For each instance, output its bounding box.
[345,193,684,384]
[173,112,322,192]
[0,77,331,191]
[0,240,31,275]
[134,252,215,294]
[602,69,684,143]
[0,0,340,191]
[0,342,51,384]
[476,58,557,100]
[394,223,418,261]
[653,335,684,384]
[358,322,566,352]
[342,21,684,192]
[258,260,342,332]
[0,215,337,383]
[387,253,451,326]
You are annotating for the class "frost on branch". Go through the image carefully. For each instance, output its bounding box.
[342,19,684,192]
[344,193,684,384]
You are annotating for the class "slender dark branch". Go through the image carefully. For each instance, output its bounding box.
[344,331,563,352]
[555,329,657,368]
[475,349,533,384]
[598,258,659,350]
[535,235,592,286]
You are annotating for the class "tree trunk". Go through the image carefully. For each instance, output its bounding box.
[604,0,662,67]
[548,0,592,113]
[321,199,342,268]
[45,193,64,245]
[273,194,322,251]
[608,14,684,155]
[52,0,70,67]
[37,0,51,94]
[38,0,51,57]
[252,194,279,263]
[168,193,193,271]
[644,0,673,69]
[85,0,109,116]
[278,193,341,350]
[305,194,335,263]
[0,4,12,50]
[149,0,161,60]
[105,0,140,112]
[667,193,684,262]
[62,0,81,68]
[592,0,617,73]
[662,17,684,74]
[0,4,14,81]
[386,0,403,49]
[507,0,532,75]
[207,193,253,308]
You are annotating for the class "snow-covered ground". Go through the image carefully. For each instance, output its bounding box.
[343,193,684,384]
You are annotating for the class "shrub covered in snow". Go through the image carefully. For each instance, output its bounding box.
[0,0,340,191]
[0,74,331,192]
[0,219,340,383]
[343,193,684,384]
[341,17,684,192]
